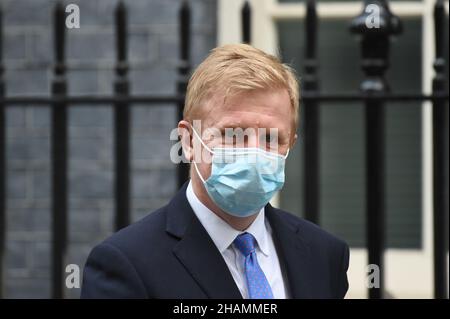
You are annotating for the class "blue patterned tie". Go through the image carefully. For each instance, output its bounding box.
[234,232,274,299]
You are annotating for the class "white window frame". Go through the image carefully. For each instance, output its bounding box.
[218,0,449,298]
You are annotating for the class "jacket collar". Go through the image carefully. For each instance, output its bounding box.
[265,204,314,299]
[166,182,242,298]
[166,182,312,299]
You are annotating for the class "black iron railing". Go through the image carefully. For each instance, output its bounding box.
[0,0,448,299]
[242,0,448,299]
[296,0,447,299]
[0,0,191,299]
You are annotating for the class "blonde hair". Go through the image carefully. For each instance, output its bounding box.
[183,43,300,129]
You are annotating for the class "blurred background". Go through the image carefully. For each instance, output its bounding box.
[0,0,448,299]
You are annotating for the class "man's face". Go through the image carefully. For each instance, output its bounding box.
[192,88,296,180]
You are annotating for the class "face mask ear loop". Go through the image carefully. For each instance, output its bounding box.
[190,125,213,184]
[284,148,290,159]
[191,126,215,155]
[192,160,207,184]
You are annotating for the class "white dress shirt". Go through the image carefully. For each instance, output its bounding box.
[186,180,289,299]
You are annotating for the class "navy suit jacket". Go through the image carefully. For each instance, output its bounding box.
[81,182,349,299]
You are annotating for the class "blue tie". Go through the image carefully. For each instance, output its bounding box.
[234,232,274,299]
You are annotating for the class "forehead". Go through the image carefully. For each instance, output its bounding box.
[203,89,293,131]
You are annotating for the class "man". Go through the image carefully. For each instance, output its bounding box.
[81,44,349,299]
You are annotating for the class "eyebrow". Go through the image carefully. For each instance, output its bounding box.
[217,126,289,139]
[218,124,242,131]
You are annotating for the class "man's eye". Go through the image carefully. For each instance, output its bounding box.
[222,133,236,145]
[224,130,234,137]
[264,135,276,143]
[223,130,236,141]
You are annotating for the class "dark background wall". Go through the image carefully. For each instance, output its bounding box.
[1,0,217,298]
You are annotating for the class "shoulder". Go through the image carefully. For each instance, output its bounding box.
[270,207,349,255]
[99,205,172,257]
[81,206,173,298]
[83,204,174,277]
[271,207,350,297]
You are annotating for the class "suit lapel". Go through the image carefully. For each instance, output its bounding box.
[265,204,314,299]
[166,183,313,299]
[166,182,243,299]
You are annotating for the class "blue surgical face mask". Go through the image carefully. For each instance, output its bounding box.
[191,127,289,217]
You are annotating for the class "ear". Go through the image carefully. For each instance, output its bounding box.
[178,120,193,161]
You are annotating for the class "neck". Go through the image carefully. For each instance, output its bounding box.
[191,175,258,231]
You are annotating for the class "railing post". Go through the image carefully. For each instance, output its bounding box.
[242,1,251,44]
[303,0,320,225]
[0,6,5,299]
[51,1,68,299]
[350,0,402,299]
[177,0,191,188]
[432,0,448,300]
[114,1,130,230]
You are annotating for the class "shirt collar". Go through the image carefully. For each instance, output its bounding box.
[186,180,270,256]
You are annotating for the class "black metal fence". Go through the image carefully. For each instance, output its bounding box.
[0,0,448,299]
[297,0,448,299]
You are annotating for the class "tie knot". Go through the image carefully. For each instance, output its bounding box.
[234,232,256,256]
